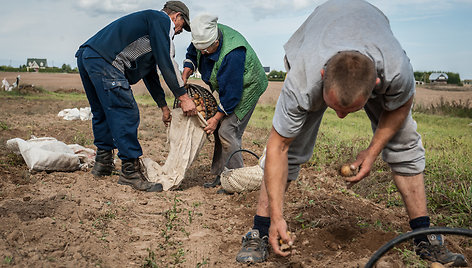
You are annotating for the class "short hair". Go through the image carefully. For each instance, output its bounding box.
[323,51,376,107]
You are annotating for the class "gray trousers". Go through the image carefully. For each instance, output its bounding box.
[211,105,256,176]
[286,99,425,180]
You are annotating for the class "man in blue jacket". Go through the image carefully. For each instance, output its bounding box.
[76,1,196,192]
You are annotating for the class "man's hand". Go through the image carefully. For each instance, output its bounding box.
[203,116,219,134]
[344,148,377,186]
[161,106,172,127]
[203,112,224,134]
[345,96,415,187]
[178,93,197,116]
[268,217,292,257]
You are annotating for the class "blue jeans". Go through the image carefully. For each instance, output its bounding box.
[76,47,142,160]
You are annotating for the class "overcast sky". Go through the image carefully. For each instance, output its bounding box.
[1,0,471,79]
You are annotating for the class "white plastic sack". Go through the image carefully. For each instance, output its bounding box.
[58,107,92,121]
[2,78,11,91]
[142,109,208,191]
[68,144,96,170]
[6,137,95,172]
[79,107,92,120]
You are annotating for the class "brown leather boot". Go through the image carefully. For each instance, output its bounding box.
[118,159,163,192]
[91,149,115,177]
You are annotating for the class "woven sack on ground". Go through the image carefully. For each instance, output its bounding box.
[220,165,263,193]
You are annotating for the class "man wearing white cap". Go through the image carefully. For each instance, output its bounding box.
[76,1,197,192]
[182,14,268,189]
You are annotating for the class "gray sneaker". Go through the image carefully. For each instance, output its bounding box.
[415,234,468,267]
[236,229,268,264]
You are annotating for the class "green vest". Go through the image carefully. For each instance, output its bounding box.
[197,24,268,120]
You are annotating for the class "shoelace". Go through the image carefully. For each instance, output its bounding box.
[244,237,263,250]
[138,158,150,181]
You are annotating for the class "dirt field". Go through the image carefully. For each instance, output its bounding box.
[0,72,471,267]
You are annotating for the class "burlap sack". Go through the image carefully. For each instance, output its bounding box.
[142,109,208,191]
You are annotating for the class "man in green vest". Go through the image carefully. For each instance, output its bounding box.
[182,14,268,189]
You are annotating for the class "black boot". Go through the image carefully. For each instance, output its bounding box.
[118,159,163,192]
[203,175,221,188]
[91,149,114,177]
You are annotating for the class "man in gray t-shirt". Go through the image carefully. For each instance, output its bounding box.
[235,0,467,266]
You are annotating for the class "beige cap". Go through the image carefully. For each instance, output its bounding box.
[191,14,218,50]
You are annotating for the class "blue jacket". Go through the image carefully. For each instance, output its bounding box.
[184,42,245,115]
[78,9,186,107]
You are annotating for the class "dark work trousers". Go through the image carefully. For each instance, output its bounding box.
[76,47,142,160]
[211,104,256,176]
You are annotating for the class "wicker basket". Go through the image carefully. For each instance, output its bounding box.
[173,83,217,120]
[220,149,263,193]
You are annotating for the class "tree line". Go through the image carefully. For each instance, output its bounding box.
[269,70,463,84]
[0,65,463,85]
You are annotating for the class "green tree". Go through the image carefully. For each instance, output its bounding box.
[445,72,461,84]
[267,70,286,81]
[61,64,72,72]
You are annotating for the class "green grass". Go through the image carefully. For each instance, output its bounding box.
[0,121,9,130]
[310,110,373,169]
[247,104,275,129]
[413,98,472,118]
[0,87,87,101]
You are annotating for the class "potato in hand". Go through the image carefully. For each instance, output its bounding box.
[279,231,295,251]
[340,164,357,177]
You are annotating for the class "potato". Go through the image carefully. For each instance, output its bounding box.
[340,164,356,177]
[279,231,294,251]
[193,93,200,99]
[430,262,445,268]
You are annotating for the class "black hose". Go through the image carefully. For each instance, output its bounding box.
[365,227,472,268]
[224,149,259,167]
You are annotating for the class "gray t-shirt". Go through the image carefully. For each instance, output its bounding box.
[274,0,415,138]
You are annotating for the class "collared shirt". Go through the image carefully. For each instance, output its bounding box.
[184,42,246,115]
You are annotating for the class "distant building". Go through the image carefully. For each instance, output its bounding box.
[26,58,48,72]
[263,66,270,75]
[464,80,472,87]
[429,72,448,84]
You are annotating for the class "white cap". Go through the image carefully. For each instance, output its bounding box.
[191,14,218,50]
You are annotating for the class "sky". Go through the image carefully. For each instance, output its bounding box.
[1,0,471,79]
